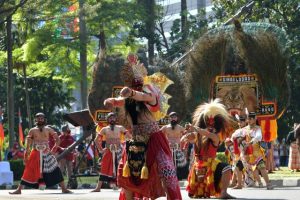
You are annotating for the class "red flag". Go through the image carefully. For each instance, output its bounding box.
[0,107,4,151]
[18,108,24,147]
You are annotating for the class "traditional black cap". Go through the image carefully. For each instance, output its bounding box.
[106,112,116,119]
[239,115,246,121]
[169,112,178,117]
[62,124,69,132]
[35,112,45,117]
[248,112,256,118]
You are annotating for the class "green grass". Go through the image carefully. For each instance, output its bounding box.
[269,167,300,179]
[13,167,300,186]
[13,175,99,186]
[74,176,99,185]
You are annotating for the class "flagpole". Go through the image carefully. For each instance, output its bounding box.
[18,108,24,147]
[0,106,4,161]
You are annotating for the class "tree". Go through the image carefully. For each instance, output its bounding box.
[0,66,75,131]
[79,0,88,109]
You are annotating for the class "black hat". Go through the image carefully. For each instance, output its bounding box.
[62,124,69,132]
[169,112,178,117]
[106,112,116,119]
[35,112,45,117]
[248,112,256,118]
[239,115,246,121]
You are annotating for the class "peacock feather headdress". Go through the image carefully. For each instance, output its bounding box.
[120,54,148,87]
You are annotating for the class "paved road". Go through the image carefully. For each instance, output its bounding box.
[1,187,300,200]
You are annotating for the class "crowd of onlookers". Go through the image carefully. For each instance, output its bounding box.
[265,123,300,173]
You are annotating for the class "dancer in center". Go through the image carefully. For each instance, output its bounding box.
[104,54,182,200]
[180,99,235,199]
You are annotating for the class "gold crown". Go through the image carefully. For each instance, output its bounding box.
[120,54,147,86]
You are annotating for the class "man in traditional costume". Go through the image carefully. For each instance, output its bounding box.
[9,113,71,194]
[180,99,234,199]
[160,112,187,173]
[224,137,245,190]
[103,54,182,200]
[242,112,274,189]
[91,112,128,192]
[229,115,251,188]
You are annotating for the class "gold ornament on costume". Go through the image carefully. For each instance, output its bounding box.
[144,72,174,120]
[120,54,148,86]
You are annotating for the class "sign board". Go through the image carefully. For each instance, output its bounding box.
[112,86,123,98]
[94,109,111,123]
[158,115,170,127]
[259,101,277,117]
[212,74,261,115]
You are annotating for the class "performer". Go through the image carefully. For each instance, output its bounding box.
[180,99,234,199]
[104,54,182,200]
[242,112,274,189]
[230,115,250,188]
[224,138,244,189]
[57,125,75,181]
[160,112,187,172]
[91,112,129,192]
[9,113,71,194]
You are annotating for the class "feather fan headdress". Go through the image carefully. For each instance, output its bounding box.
[192,99,232,138]
[120,54,148,86]
[192,99,230,126]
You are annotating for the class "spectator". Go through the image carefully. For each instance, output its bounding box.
[279,138,289,167]
[265,142,274,173]
[286,123,300,172]
[273,140,280,170]
[57,125,75,180]
[7,142,24,160]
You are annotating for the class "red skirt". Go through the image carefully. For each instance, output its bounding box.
[21,150,41,188]
[117,130,182,200]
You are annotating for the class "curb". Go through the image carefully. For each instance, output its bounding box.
[179,178,300,188]
[2,179,300,190]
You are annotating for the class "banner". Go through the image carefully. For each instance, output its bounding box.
[0,107,4,151]
[257,101,278,142]
[18,108,25,147]
[212,74,261,116]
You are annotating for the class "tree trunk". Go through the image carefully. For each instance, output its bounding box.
[22,64,32,128]
[99,31,106,52]
[6,16,15,148]
[145,0,155,65]
[79,0,88,109]
[181,0,188,41]
[158,22,169,51]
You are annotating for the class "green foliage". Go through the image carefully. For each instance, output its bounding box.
[86,0,142,53]
[163,8,209,62]
[9,159,25,181]
[216,152,228,163]
[0,65,75,129]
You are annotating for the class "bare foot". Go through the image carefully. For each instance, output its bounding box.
[219,192,236,199]
[91,189,101,192]
[232,185,242,189]
[62,189,73,194]
[9,190,21,195]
